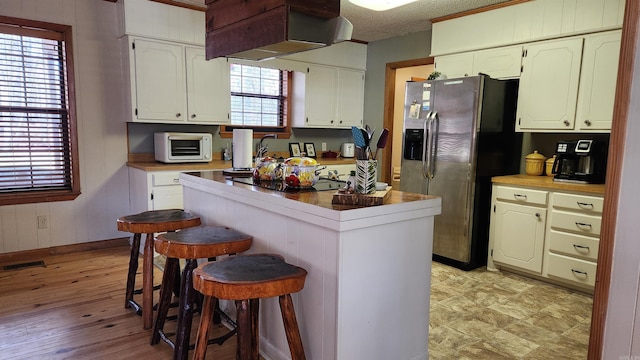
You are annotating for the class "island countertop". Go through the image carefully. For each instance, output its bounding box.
[180,170,442,360]
[182,170,439,212]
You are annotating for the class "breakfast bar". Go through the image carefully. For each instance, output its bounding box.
[179,171,441,360]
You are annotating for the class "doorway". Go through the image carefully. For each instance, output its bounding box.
[381,57,434,185]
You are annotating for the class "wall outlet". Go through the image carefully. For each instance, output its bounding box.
[37,215,48,229]
[321,142,327,151]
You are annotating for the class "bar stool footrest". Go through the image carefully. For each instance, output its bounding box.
[127,300,142,316]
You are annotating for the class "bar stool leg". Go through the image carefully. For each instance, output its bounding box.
[142,232,154,329]
[174,259,198,360]
[236,298,260,360]
[279,294,306,360]
[151,257,179,345]
[192,296,215,360]
[125,233,141,309]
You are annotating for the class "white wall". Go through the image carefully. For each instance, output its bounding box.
[0,0,130,252]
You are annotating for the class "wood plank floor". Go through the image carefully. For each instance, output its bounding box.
[0,245,241,360]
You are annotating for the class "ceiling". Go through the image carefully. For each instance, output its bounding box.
[341,0,512,42]
[175,0,512,43]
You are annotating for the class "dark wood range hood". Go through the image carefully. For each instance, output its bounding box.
[205,0,352,61]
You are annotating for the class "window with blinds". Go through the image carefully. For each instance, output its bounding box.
[228,63,288,130]
[0,17,79,205]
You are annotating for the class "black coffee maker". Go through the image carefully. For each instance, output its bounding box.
[552,139,608,184]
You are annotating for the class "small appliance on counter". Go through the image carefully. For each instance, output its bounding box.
[341,143,355,158]
[154,132,212,163]
[552,139,608,184]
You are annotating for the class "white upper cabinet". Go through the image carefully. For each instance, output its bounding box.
[185,47,230,124]
[472,45,523,79]
[434,53,474,79]
[516,37,583,131]
[517,31,621,132]
[133,39,187,122]
[336,68,365,128]
[435,46,522,80]
[575,30,621,131]
[292,65,365,128]
[298,65,339,127]
[127,37,230,124]
[431,0,624,56]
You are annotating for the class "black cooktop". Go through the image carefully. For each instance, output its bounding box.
[230,177,346,192]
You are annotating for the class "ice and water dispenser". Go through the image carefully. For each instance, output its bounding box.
[403,128,424,161]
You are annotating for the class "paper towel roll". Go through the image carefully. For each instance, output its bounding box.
[232,129,253,170]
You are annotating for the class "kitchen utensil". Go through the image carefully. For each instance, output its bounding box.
[373,128,389,160]
[351,126,365,148]
[524,150,546,176]
[360,128,371,159]
[365,124,375,142]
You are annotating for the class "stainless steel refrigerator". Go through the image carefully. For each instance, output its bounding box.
[400,75,522,270]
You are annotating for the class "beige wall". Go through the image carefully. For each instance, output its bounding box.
[0,0,130,252]
[391,65,434,188]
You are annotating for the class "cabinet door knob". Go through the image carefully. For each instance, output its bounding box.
[176,113,181,118]
[191,114,196,119]
[535,212,541,218]
[563,120,570,126]
[584,119,591,126]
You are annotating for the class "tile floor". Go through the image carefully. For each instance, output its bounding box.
[429,262,592,359]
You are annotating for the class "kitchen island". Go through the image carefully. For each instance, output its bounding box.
[180,171,441,360]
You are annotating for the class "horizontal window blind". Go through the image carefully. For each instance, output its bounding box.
[0,31,72,192]
[229,63,286,128]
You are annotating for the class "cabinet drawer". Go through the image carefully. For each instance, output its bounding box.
[547,253,597,287]
[552,192,603,213]
[495,186,548,206]
[550,210,601,236]
[548,229,599,261]
[152,172,183,186]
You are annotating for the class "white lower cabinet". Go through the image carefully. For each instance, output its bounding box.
[490,186,548,273]
[489,184,603,291]
[129,168,193,213]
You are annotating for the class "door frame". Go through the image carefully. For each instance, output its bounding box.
[588,0,637,358]
[381,57,434,184]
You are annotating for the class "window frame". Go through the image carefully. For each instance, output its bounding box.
[220,64,292,139]
[0,15,80,206]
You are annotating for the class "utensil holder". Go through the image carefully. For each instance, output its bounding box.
[356,160,377,194]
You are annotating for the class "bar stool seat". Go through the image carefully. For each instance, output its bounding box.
[151,226,253,360]
[192,253,308,360]
[117,209,201,329]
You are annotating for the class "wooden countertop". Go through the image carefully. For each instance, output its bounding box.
[492,174,606,195]
[181,170,439,212]
[127,157,357,172]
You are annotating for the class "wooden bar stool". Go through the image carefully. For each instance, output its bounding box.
[192,253,308,360]
[117,209,201,329]
[151,226,253,360]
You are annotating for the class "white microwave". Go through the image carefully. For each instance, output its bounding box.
[154,132,213,163]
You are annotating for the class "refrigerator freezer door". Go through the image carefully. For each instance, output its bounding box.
[399,159,428,194]
[429,161,473,263]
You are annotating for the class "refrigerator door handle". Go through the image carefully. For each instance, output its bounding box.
[422,111,432,179]
[426,112,439,179]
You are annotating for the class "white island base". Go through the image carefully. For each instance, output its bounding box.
[180,172,441,360]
